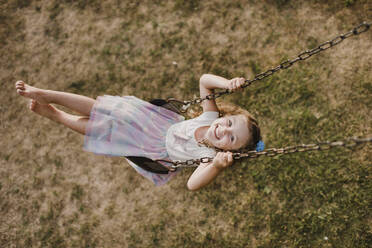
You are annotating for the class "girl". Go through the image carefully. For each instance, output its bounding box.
[15,74,262,190]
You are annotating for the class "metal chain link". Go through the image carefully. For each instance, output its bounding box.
[159,136,372,170]
[157,22,372,171]
[169,21,371,112]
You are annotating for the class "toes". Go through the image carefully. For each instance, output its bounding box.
[15,81,25,87]
[16,85,25,90]
[15,81,26,91]
[17,89,25,95]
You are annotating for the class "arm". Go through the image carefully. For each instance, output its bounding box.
[187,152,233,191]
[199,74,245,112]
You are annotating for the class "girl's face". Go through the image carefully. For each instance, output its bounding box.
[205,115,250,150]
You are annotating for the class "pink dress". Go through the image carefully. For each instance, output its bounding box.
[84,95,185,186]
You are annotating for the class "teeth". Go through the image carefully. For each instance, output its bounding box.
[215,125,219,139]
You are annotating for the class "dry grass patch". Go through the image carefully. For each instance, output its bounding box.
[1,0,371,247]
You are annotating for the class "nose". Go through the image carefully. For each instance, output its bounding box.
[219,125,231,136]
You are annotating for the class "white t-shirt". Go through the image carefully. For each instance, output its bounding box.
[165,111,219,161]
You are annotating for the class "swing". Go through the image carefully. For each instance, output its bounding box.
[126,22,372,174]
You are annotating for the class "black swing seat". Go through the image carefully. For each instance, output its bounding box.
[125,98,181,174]
[149,98,183,115]
[125,156,171,174]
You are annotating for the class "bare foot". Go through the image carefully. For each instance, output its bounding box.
[29,100,60,120]
[15,81,50,105]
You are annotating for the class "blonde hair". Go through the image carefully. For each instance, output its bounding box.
[189,100,261,151]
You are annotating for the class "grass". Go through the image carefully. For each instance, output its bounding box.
[0,0,371,247]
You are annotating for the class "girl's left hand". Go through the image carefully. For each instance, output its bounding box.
[227,77,245,92]
[212,151,234,169]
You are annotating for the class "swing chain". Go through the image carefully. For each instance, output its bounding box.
[176,21,371,112]
[169,136,372,169]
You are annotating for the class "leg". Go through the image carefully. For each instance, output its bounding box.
[30,100,88,135]
[15,81,96,116]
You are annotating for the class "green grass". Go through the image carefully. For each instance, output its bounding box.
[0,0,371,247]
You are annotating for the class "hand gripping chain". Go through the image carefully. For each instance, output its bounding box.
[157,136,372,170]
[167,21,371,112]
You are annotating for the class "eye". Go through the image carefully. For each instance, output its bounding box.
[230,136,235,142]
[228,119,232,127]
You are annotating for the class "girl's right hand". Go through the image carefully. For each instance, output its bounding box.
[212,151,234,169]
[227,77,245,92]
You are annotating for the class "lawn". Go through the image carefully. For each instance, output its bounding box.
[0,0,371,247]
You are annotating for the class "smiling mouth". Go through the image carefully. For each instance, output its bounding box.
[214,125,220,140]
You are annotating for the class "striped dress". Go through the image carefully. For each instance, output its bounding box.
[84,95,185,186]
